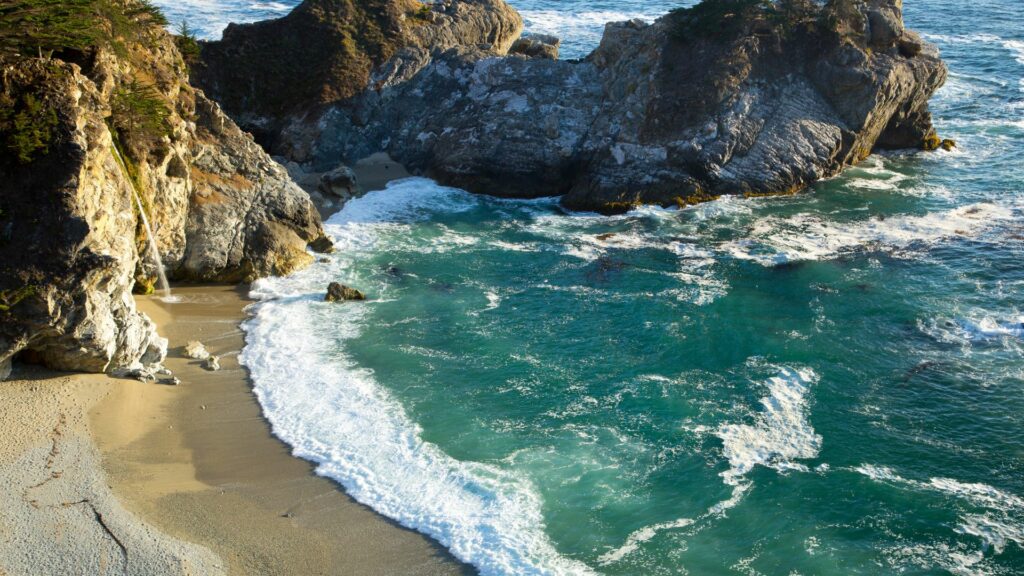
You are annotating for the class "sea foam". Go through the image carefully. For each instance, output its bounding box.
[717,367,822,485]
[855,465,1024,556]
[723,203,1012,266]
[242,179,596,576]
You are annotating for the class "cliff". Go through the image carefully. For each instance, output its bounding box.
[0,0,330,379]
[197,0,948,213]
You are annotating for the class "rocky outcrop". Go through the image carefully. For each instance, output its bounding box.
[195,0,523,141]
[202,0,947,214]
[0,2,330,378]
[180,93,327,282]
[0,58,168,376]
[325,282,366,302]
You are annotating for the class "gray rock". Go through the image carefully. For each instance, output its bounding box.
[510,33,560,60]
[203,356,221,372]
[319,165,359,200]
[326,283,366,302]
[219,0,946,215]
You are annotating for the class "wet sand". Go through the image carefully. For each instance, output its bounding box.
[1,283,470,575]
[93,284,470,575]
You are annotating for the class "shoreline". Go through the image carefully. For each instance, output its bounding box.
[95,284,472,575]
[0,283,470,575]
[0,157,471,575]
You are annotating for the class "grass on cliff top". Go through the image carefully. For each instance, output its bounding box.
[0,0,167,58]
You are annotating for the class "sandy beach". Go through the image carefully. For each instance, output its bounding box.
[0,283,469,575]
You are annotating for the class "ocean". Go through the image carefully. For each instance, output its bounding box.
[159,1,1024,573]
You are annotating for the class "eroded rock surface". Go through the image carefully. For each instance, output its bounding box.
[199,0,947,214]
[0,3,330,378]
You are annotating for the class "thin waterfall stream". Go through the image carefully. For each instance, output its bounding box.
[111,144,174,301]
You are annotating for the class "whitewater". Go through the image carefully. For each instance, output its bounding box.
[157,0,1024,573]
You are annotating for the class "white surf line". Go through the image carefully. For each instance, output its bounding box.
[599,367,821,566]
[721,203,1013,267]
[855,465,1024,554]
[243,180,600,576]
[597,518,695,566]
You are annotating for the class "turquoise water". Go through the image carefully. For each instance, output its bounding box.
[160,0,1024,573]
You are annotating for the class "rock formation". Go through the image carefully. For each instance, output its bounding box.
[325,282,366,302]
[0,0,950,380]
[197,0,948,213]
[0,1,331,378]
[194,0,523,144]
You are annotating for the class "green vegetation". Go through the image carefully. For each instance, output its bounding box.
[0,0,169,58]
[0,92,59,163]
[174,20,201,67]
[409,2,433,21]
[0,285,37,312]
[111,79,171,143]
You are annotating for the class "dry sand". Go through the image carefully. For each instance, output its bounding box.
[0,284,469,576]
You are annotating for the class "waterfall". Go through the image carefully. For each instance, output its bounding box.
[111,144,173,300]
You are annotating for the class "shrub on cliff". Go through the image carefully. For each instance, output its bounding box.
[0,61,62,165]
[0,91,58,164]
[0,0,168,59]
[174,20,202,68]
[111,79,172,157]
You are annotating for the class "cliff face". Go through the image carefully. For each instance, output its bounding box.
[198,0,947,213]
[0,2,330,379]
[0,58,167,378]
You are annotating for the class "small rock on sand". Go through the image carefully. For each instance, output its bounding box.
[184,341,210,360]
[203,356,220,372]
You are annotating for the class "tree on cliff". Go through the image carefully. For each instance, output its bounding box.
[0,0,168,58]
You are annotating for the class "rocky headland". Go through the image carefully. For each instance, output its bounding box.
[1,0,947,381]
[196,0,948,214]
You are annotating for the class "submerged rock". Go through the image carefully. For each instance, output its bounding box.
[325,283,366,302]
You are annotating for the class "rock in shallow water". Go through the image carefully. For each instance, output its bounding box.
[325,283,366,302]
